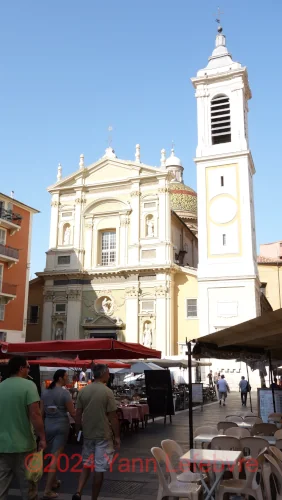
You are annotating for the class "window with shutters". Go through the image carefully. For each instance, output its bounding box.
[101,231,116,266]
[186,299,198,318]
[28,305,39,324]
[0,229,6,245]
[0,304,5,321]
[211,94,231,145]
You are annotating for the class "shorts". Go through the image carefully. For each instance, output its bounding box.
[82,439,115,473]
[0,452,37,500]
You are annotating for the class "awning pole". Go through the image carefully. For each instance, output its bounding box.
[186,338,193,452]
[268,351,276,413]
[245,363,253,413]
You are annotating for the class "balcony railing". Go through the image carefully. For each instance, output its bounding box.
[0,208,23,226]
[0,244,19,260]
[0,282,17,296]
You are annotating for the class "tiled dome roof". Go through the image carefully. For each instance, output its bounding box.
[170,182,197,215]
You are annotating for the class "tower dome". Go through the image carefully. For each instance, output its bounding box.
[165,147,183,183]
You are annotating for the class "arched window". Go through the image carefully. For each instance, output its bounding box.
[211,94,231,145]
[63,223,71,245]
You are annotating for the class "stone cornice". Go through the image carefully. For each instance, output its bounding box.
[36,264,179,280]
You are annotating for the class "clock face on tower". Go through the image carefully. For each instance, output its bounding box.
[210,196,237,225]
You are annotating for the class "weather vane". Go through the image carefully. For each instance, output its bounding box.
[108,125,113,148]
[215,6,224,25]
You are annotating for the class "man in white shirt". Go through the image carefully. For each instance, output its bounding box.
[79,370,86,382]
[217,375,230,406]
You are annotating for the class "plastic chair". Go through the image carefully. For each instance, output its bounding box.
[240,436,269,458]
[211,436,241,451]
[264,453,282,500]
[151,447,201,500]
[217,454,264,500]
[225,427,250,439]
[161,440,203,483]
[276,439,282,451]
[244,416,263,425]
[275,430,282,439]
[268,412,282,423]
[217,421,238,433]
[225,414,243,420]
[225,415,243,423]
[269,445,282,471]
[252,423,277,436]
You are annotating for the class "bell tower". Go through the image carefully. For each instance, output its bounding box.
[191,25,261,336]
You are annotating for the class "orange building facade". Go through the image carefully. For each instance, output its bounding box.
[0,193,39,342]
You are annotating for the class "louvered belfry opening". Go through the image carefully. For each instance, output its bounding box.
[211,94,231,145]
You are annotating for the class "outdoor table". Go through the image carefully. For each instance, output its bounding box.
[118,406,139,423]
[129,403,149,421]
[194,434,221,447]
[180,448,242,500]
[237,422,252,429]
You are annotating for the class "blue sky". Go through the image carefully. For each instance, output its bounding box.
[1,0,281,277]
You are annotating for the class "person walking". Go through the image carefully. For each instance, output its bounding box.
[72,364,120,500]
[218,374,230,406]
[207,370,213,387]
[239,376,249,407]
[41,369,76,499]
[0,356,46,500]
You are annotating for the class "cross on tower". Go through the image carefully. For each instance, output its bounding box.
[108,125,113,147]
[215,6,224,25]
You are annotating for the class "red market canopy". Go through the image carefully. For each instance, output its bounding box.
[28,358,130,369]
[0,339,161,361]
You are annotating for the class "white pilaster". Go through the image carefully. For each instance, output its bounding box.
[66,289,82,340]
[42,292,53,341]
[84,219,93,269]
[128,184,140,265]
[125,286,139,343]
[74,191,84,249]
[49,194,59,249]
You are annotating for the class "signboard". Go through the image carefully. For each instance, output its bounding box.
[258,388,282,422]
[192,383,203,403]
[144,369,175,419]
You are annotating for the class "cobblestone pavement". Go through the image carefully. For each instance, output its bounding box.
[8,392,257,499]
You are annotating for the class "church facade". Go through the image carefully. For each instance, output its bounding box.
[38,25,261,356]
[38,146,199,356]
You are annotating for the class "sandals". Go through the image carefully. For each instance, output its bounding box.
[52,480,61,490]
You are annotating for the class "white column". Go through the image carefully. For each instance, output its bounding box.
[66,289,82,340]
[42,292,53,341]
[158,180,171,263]
[155,290,168,356]
[74,191,84,249]
[84,220,93,270]
[128,184,140,265]
[125,286,139,342]
[49,194,59,249]
[119,215,129,266]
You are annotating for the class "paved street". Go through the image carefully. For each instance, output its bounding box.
[8,392,257,500]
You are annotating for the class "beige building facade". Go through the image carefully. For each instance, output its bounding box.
[38,147,199,355]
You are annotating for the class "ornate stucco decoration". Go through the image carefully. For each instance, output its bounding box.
[125,286,139,298]
[43,290,54,302]
[130,191,140,197]
[158,187,170,194]
[67,289,82,300]
[75,197,86,204]
[120,215,130,226]
[155,285,168,297]
[51,201,61,208]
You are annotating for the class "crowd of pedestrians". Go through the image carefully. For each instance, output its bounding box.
[0,356,120,500]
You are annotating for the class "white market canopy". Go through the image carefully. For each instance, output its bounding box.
[193,307,282,364]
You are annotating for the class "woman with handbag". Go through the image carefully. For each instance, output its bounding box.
[41,369,76,499]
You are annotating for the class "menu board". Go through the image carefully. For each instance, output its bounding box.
[192,383,203,403]
[258,388,282,422]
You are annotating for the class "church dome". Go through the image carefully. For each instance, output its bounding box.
[165,148,182,168]
[170,182,197,215]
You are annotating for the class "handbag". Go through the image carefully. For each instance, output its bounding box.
[25,450,43,483]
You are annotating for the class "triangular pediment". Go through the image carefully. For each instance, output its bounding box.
[48,156,161,192]
[85,315,117,327]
